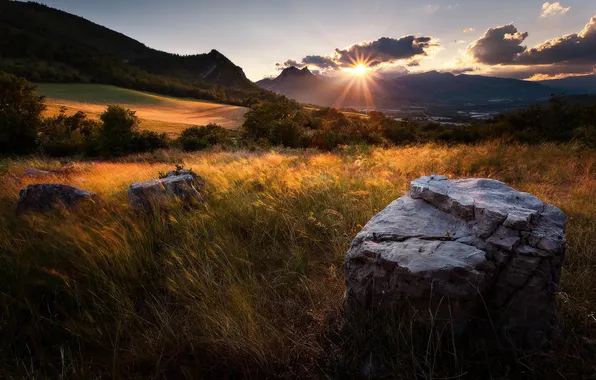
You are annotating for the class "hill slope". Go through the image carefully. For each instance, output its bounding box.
[38,83,249,136]
[538,75,596,94]
[0,1,263,103]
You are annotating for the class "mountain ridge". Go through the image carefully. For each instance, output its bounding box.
[255,67,590,108]
[0,1,257,94]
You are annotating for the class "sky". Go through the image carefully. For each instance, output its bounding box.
[34,0,596,81]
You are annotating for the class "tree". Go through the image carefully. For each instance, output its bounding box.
[0,72,46,154]
[98,105,139,156]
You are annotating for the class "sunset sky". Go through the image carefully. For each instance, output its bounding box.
[35,0,596,81]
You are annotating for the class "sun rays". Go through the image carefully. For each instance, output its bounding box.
[334,51,380,109]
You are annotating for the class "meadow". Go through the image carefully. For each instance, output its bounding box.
[37,83,249,136]
[1,143,595,379]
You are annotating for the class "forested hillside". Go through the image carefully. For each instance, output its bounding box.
[0,1,282,105]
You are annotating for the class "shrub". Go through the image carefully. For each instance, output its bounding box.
[242,101,308,147]
[98,105,140,157]
[0,72,46,154]
[178,124,231,151]
[37,108,101,157]
[131,130,170,153]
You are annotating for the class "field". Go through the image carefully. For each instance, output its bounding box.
[1,143,596,379]
[36,83,250,136]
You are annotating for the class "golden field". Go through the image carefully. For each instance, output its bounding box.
[1,143,595,379]
[37,83,249,136]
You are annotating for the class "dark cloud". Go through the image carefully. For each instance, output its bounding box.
[466,24,528,65]
[516,16,596,65]
[276,55,337,70]
[275,35,437,72]
[334,36,437,67]
[276,59,301,68]
[463,15,596,79]
[302,55,339,69]
[448,67,478,75]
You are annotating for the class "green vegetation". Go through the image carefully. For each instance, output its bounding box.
[36,83,164,106]
[38,108,102,157]
[0,72,46,154]
[178,124,234,151]
[1,144,595,378]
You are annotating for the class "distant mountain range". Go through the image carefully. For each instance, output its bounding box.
[257,66,596,109]
[0,0,259,102]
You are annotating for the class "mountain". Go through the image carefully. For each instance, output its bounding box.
[256,69,567,109]
[0,0,258,101]
[256,67,340,105]
[537,75,596,95]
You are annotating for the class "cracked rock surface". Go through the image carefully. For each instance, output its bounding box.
[345,175,566,349]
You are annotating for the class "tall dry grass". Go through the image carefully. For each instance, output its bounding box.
[0,142,595,379]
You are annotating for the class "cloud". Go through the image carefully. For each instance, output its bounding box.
[448,67,478,75]
[276,55,338,70]
[466,24,529,65]
[276,35,438,72]
[302,55,339,69]
[334,36,438,67]
[276,59,301,68]
[463,28,475,33]
[483,64,595,79]
[460,15,596,79]
[526,72,592,81]
[517,16,596,65]
[540,2,570,18]
[424,3,459,13]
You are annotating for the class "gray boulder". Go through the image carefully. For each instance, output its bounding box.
[345,175,566,349]
[165,169,206,191]
[17,184,100,213]
[129,171,205,209]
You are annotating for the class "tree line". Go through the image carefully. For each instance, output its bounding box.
[1,72,595,158]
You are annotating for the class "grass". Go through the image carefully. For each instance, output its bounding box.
[1,142,595,379]
[37,83,250,136]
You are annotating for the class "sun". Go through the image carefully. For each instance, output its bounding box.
[352,64,369,76]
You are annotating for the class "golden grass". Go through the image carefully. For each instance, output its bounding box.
[1,142,595,379]
[39,84,249,136]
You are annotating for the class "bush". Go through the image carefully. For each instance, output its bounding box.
[37,108,101,157]
[0,72,46,154]
[242,101,308,147]
[98,105,140,157]
[178,124,231,151]
[131,130,170,153]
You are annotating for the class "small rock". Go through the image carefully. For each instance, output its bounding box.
[129,174,205,209]
[165,169,206,190]
[24,168,56,178]
[17,183,100,213]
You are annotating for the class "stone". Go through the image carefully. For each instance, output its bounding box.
[165,169,206,191]
[17,183,100,213]
[345,175,566,349]
[24,168,56,178]
[129,173,205,209]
